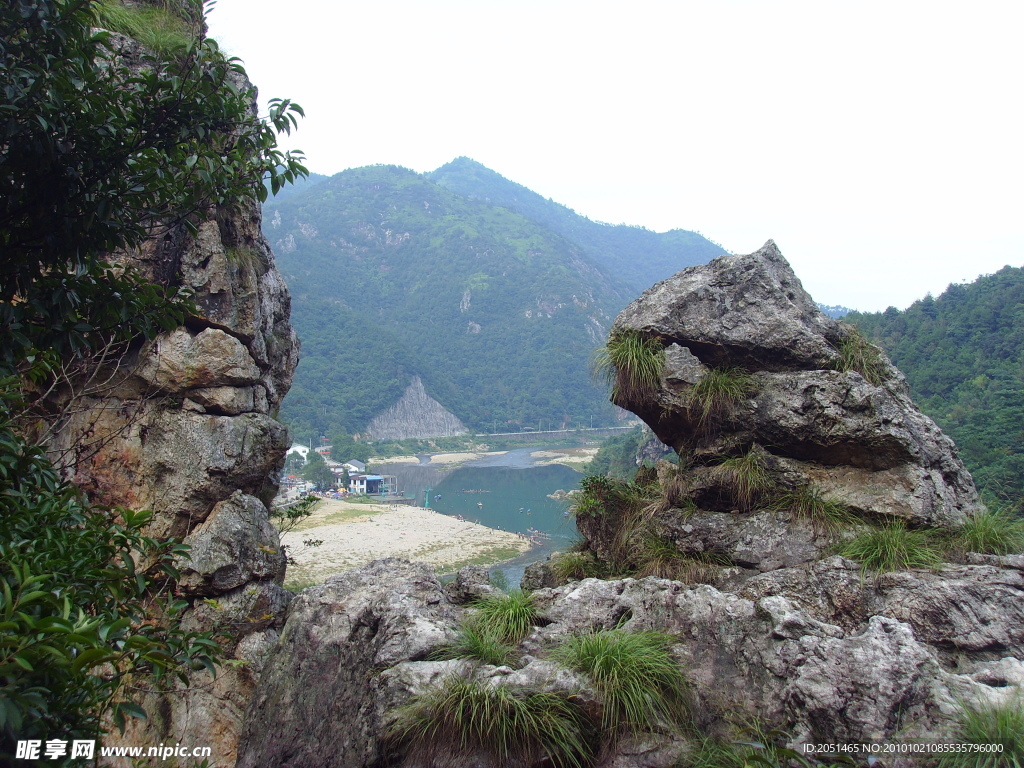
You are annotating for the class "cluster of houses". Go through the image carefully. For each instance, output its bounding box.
[283,444,399,497]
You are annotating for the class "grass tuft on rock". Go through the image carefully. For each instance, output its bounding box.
[831,324,888,386]
[634,537,729,584]
[94,0,195,56]
[840,520,944,573]
[552,629,690,738]
[952,507,1024,556]
[387,676,594,768]
[594,329,665,405]
[471,589,539,644]
[769,485,858,534]
[429,621,517,667]
[937,695,1024,768]
[712,447,775,512]
[687,366,755,428]
[552,551,607,583]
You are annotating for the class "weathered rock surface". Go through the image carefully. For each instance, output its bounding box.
[610,241,978,528]
[41,47,299,759]
[232,559,1023,768]
[237,560,458,768]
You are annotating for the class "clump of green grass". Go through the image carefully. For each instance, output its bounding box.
[386,676,594,768]
[830,324,888,386]
[769,485,858,534]
[471,589,539,643]
[687,367,755,428]
[840,520,944,573]
[552,629,690,738]
[712,447,775,511]
[593,329,665,405]
[952,507,1024,555]
[681,735,747,768]
[633,537,729,584]
[552,551,606,582]
[94,0,195,57]
[936,695,1024,768]
[430,621,517,667]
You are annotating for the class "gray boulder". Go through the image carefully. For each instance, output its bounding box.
[609,241,979,528]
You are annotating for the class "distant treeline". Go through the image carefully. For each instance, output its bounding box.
[847,266,1024,503]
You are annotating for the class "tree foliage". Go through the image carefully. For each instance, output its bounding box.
[1,0,305,376]
[0,0,305,754]
[846,267,1024,501]
[0,395,221,755]
[264,164,628,438]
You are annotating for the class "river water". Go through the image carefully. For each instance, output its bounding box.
[376,447,583,586]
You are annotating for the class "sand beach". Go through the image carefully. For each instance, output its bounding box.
[279,498,531,590]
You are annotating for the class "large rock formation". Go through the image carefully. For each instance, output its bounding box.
[41,125,299,764]
[608,241,979,533]
[234,557,1024,768]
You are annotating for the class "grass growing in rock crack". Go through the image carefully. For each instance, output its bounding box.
[471,589,539,643]
[952,507,1024,556]
[552,629,690,738]
[594,329,665,405]
[769,485,858,534]
[935,695,1024,768]
[831,324,888,386]
[712,447,775,511]
[386,676,594,768]
[687,366,755,428]
[429,621,517,667]
[839,520,944,573]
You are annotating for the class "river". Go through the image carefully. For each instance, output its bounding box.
[376,447,584,586]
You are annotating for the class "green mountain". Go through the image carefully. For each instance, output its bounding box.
[265,164,637,440]
[427,157,727,293]
[846,266,1024,501]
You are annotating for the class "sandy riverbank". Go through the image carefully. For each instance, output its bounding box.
[530,447,598,470]
[280,498,531,590]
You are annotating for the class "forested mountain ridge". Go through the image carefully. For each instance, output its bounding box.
[846,265,1024,500]
[264,164,635,439]
[427,157,727,293]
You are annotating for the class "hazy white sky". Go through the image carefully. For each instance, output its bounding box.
[207,0,1022,312]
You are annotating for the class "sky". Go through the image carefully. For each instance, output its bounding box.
[207,0,1022,313]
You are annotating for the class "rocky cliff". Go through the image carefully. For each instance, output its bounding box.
[45,153,299,763]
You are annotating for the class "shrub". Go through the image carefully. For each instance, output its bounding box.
[712,448,775,511]
[831,324,887,386]
[936,695,1024,768]
[430,622,517,667]
[387,676,594,768]
[769,485,857,534]
[472,590,538,643]
[552,629,690,738]
[594,330,665,405]
[840,520,944,573]
[633,537,729,584]
[953,507,1024,556]
[687,367,755,428]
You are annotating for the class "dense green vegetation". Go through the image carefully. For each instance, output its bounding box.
[265,164,632,438]
[0,0,304,755]
[585,426,649,479]
[428,157,727,294]
[846,267,1024,501]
